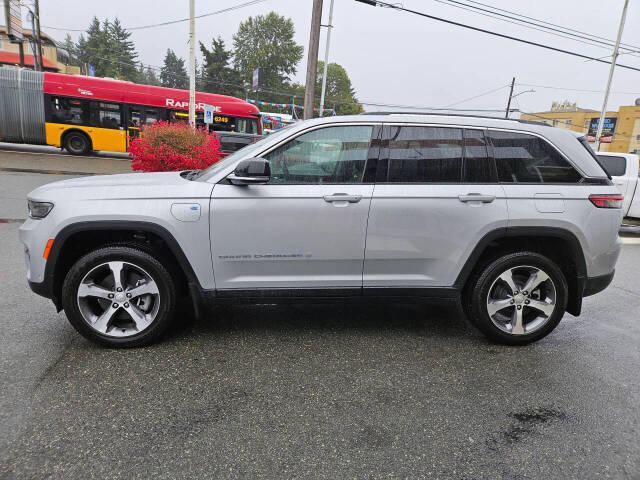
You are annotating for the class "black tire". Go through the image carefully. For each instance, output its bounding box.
[466,251,568,346]
[61,245,176,348]
[63,131,91,155]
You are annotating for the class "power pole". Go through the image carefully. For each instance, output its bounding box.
[34,0,43,72]
[319,0,335,117]
[595,0,629,151]
[303,0,323,120]
[188,0,196,128]
[505,77,515,119]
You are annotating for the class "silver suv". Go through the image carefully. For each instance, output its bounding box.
[20,114,623,347]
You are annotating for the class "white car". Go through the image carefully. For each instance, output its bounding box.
[596,152,640,225]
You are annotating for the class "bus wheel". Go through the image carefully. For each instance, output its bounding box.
[63,132,91,155]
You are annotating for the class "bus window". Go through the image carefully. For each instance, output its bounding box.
[89,102,122,129]
[145,109,160,126]
[236,117,259,134]
[50,96,86,125]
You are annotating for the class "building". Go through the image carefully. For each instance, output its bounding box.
[520,100,640,154]
[0,27,81,74]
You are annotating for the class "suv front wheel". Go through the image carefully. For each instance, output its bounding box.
[61,245,176,348]
[467,252,568,345]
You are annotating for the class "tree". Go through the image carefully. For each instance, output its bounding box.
[74,17,139,81]
[232,12,303,102]
[106,18,139,81]
[199,36,243,97]
[138,65,161,86]
[60,33,79,66]
[75,17,109,75]
[315,62,363,115]
[160,49,188,89]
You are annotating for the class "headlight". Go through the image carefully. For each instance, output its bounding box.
[27,200,54,219]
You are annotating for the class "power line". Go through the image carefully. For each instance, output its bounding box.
[441,84,509,108]
[517,83,640,95]
[431,0,640,57]
[356,1,640,72]
[41,0,266,32]
[456,0,640,54]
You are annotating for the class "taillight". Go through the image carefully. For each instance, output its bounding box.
[589,194,623,208]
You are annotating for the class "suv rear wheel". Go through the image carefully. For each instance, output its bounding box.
[61,246,176,348]
[467,252,568,345]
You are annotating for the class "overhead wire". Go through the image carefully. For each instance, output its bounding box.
[362,1,640,72]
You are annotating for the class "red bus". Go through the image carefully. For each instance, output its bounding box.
[0,69,261,155]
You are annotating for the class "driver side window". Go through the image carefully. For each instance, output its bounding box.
[264,125,373,184]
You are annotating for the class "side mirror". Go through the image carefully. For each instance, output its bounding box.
[228,158,270,185]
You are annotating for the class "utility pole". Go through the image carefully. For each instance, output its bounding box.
[319,0,335,117]
[188,0,196,128]
[303,0,323,120]
[34,0,43,72]
[505,77,515,119]
[595,0,629,151]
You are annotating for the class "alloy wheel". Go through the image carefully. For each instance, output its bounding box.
[486,265,557,335]
[76,261,160,337]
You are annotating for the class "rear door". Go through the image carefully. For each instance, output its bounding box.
[363,125,508,290]
[210,124,380,291]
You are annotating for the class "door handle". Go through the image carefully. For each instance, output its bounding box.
[458,193,495,203]
[323,193,362,203]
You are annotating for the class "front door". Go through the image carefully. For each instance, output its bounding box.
[210,124,379,291]
[126,107,142,150]
[364,125,508,289]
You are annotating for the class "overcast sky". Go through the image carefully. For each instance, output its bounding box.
[34,0,640,115]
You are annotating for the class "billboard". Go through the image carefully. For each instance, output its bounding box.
[588,117,618,143]
[4,0,22,42]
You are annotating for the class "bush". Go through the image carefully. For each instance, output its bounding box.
[129,121,222,172]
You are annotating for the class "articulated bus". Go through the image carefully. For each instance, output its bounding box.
[0,69,261,155]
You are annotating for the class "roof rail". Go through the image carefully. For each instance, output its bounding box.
[359,111,549,126]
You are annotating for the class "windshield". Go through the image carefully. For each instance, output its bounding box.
[195,127,294,181]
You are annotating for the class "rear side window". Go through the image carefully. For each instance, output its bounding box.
[387,126,463,183]
[596,155,626,177]
[489,130,582,183]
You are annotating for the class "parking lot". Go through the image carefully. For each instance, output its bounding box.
[1,149,639,479]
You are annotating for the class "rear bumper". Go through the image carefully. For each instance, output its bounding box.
[583,270,615,297]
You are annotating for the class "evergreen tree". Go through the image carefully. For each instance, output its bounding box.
[107,18,139,81]
[160,49,188,89]
[138,64,161,86]
[199,36,243,97]
[60,33,79,66]
[74,17,139,80]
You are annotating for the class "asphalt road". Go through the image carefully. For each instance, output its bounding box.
[1,162,639,479]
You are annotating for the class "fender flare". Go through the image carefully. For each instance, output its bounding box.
[454,226,587,315]
[41,221,201,307]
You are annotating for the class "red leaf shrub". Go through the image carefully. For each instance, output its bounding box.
[129,121,222,172]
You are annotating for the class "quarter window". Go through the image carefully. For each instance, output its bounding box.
[387,126,463,183]
[264,126,373,184]
[489,130,582,183]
